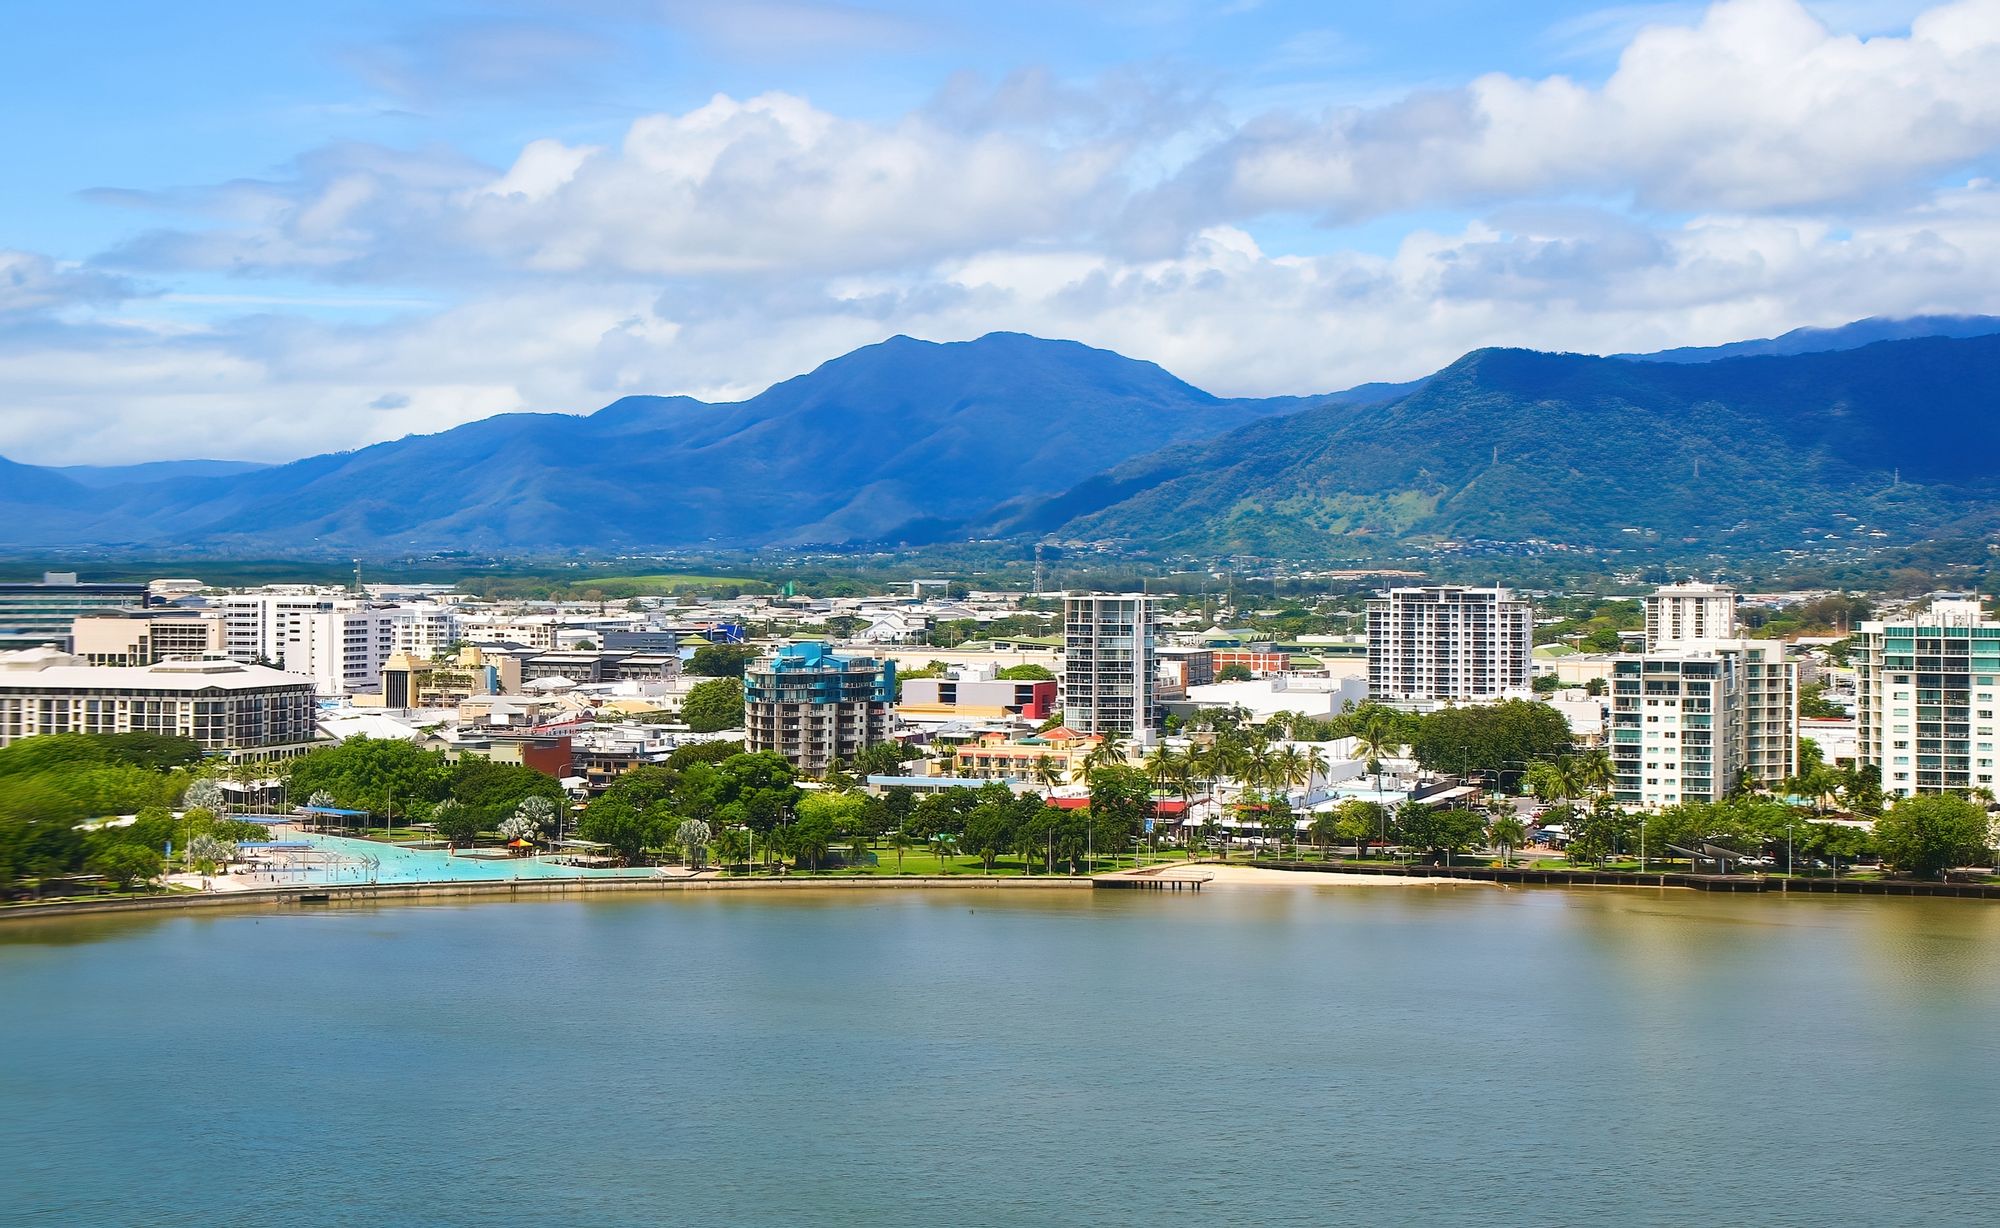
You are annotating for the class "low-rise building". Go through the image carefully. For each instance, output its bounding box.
[898,666,1055,723]
[952,727,1101,784]
[72,608,227,666]
[0,650,318,760]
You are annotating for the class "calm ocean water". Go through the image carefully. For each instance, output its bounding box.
[5,885,2000,1226]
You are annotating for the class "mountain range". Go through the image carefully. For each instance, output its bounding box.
[3,316,1999,560]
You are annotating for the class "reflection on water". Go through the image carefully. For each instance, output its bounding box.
[4,887,1998,1227]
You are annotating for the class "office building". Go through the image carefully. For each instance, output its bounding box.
[1366,585,1532,702]
[1854,599,2000,798]
[744,641,894,774]
[1062,594,1157,741]
[0,573,151,651]
[1644,581,1739,650]
[72,608,227,666]
[0,649,318,760]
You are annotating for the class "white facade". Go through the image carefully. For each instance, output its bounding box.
[1366,585,1532,702]
[1063,593,1157,742]
[213,594,334,664]
[1181,675,1369,721]
[0,651,319,759]
[1854,600,2000,798]
[1645,581,1739,650]
[296,608,399,697]
[1610,640,1796,809]
[391,603,461,657]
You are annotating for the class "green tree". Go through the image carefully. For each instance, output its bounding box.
[1217,663,1255,682]
[674,818,712,868]
[681,677,745,733]
[86,842,163,890]
[1399,804,1487,863]
[429,799,481,849]
[452,757,565,827]
[791,810,837,871]
[1874,794,1990,880]
[1487,814,1528,867]
[964,802,1017,874]
[688,644,755,677]
[576,795,662,864]
[994,663,1055,681]
[1409,700,1574,777]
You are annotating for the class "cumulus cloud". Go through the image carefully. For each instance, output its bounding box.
[13,176,2000,464]
[15,0,2000,466]
[1145,0,2000,225]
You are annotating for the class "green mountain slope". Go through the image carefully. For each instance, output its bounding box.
[1048,336,2000,557]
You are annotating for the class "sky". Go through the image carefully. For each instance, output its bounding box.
[4,0,1998,465]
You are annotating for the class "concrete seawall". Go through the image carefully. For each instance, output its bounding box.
[0,874,1093,921]
[1257,859,2000,899]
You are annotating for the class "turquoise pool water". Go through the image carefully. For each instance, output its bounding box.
[252,831,660,885]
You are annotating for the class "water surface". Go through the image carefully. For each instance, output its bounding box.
[4,886,1997,1226]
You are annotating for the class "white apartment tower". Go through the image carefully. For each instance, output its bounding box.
[1645,581,1739,649]
[1853,599,2000,799]
[1063,594,1157,742]
[1366,585,1532,702]
[1609,639,1795,808]
[209,594,396,696]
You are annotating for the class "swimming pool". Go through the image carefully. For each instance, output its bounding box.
[239,831,661,886]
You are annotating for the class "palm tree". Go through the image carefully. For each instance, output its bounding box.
[1034,756,1066,797]
[1487,814,1528,867]
[1083,732,1129,778]
[1353,723,1393,798]
[927,832,956,871]
[1572,748,1616,802]
[674,818,712,868]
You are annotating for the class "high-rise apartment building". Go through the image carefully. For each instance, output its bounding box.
[744,642,894,774]
[0,573,151,651]
[1609,640,1795,808]
[1854,599,2000,798]
[1366,585,1532,702]
[209,595,397,695]
[390,604,461,658]
[1645,581,1739,649]
[1062,594,1157,741]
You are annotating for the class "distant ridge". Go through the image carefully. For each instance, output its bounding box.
[4,317,1999,560]
[1617,314,2000,364]
[56,459,274,489]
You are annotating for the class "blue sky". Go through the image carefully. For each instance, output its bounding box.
[2,0,1994,464]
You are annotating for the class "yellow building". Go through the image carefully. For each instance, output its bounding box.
[952,726,1102,783]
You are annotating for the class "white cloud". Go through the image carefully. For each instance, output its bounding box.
[1150,0,2000,224]
[14,0,2000,467]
